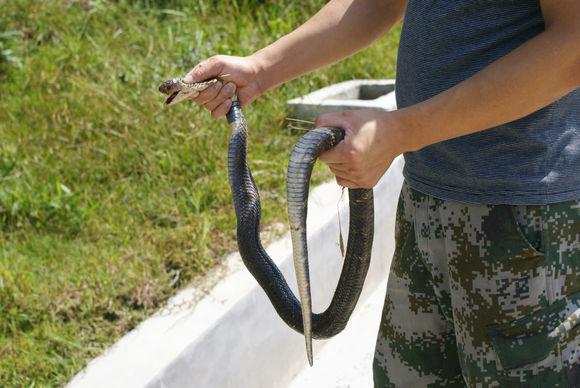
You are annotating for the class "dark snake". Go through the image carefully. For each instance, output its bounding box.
[159,77,374,365]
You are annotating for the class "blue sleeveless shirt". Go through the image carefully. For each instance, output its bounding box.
[397,0,580,205]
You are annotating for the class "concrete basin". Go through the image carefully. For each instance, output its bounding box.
[287,79,397,121]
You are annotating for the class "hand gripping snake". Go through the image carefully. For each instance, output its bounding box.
[159,77,374,365]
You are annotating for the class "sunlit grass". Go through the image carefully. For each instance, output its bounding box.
[0,0,400,385]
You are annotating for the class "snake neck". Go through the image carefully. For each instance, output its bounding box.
[227,100,242,125]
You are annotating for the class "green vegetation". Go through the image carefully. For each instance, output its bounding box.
[0,1,400,385]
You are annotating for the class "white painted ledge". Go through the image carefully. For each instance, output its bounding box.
[287,79,397,121]
[68,157,404,388]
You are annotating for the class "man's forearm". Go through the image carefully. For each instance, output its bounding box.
[251,0,407,93]
[397,0,580,154]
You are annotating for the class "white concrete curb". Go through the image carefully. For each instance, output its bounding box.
[68,157,403,388]
[287,79,396,121]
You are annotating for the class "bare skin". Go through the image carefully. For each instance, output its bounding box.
[185,0,580,188]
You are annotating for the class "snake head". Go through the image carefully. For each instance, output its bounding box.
[158,78,188,105]
[159,77,219,106]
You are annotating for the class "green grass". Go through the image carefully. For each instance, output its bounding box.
[0,1,400,385]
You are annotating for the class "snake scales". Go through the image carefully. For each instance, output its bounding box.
[159,77,374,365]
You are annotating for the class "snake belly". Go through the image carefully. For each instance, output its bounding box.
[226,99,374,365]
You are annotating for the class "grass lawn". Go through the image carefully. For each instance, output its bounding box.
[0,1,400,385]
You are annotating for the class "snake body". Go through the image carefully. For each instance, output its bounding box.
[160,78,374,365]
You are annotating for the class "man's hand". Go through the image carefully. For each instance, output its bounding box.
[183,55,264,118]
[316,109,402,189]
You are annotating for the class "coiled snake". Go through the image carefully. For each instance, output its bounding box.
[159,77,374,365]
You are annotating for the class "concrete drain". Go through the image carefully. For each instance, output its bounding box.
[287,79,396,121]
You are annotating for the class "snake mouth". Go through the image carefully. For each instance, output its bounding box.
[165,92,179,105]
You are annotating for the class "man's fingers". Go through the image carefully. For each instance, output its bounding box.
[314,111,351,132]
[315,112,353,163]
[328,163,351,175]
[329,166,362,185]
[211,99,233,118]
[184,56,224,84]
[319,141,348,164]
[335,177,358,189]
[314,113,343,129]
[205,82,237,111]
[192,80,222,105]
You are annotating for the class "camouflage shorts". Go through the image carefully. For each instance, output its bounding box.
[373,181,580,387]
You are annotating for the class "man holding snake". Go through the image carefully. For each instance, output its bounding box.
[183,0,580,386]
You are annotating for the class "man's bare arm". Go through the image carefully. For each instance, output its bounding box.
[186,0,407,116]
[251,0,407,93]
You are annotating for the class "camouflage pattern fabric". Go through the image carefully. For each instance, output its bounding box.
[373,182,580,387]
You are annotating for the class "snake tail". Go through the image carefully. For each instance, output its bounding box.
[226,98,375,365]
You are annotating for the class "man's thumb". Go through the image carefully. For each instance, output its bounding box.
[184,57,222,83]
